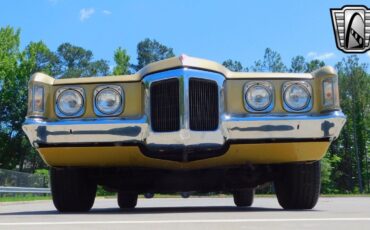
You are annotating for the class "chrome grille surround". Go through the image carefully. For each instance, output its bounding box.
[143,68,225,152]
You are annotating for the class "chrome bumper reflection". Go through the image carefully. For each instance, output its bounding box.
[222,111,346,141]
[22,117,148,147]
[23,111,346,148]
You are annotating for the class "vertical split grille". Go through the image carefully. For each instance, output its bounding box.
[189,78,219,131]
[150,78,180,132]
[149,77,219,132]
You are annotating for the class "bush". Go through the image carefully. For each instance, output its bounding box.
[96,185,115,196]
[321,154,341,194]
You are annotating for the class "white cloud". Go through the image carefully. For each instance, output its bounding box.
[80,8,95,21]
[307,51,335,60]
[367,51,370,58]
[102,10,112,15]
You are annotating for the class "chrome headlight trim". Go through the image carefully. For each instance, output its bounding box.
[94,85,124,116]
[243,81,274,113]
[55,87,85,118]
[282,81,312,112]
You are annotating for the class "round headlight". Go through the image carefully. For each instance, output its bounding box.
[283,83,311,110]
[57,89,84,116]
[95,88,122,115]
[245,84,272,111]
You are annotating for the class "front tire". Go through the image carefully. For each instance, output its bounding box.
[50,167,97,212]
[274,161,321,210]
[118,192,138,209]
[233,189,254,207]
[181,192,190,198]
[144,193,154,199]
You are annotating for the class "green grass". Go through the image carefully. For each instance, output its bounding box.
[0,195,51,202]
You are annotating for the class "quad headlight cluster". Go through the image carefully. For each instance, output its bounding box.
[29,78,336,118]
[55,85,124,118]
[243,81,313,113]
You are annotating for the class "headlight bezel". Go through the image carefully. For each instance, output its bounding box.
[282,81,312,112]
[243,81,274,113]
[55,87,85,118]
[94,85,124,116]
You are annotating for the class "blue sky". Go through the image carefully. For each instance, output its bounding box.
[1,0,370,69]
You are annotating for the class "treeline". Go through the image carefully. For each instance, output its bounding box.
[0,26,369,193]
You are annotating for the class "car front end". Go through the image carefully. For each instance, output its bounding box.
[22,55,346,211]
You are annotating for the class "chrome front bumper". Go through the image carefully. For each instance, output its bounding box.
[23,111,346,149]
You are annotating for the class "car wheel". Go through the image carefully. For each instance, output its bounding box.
[180,192,190,198]
[144,193,154,199]
[274,161,320,210]
[50,167,97,212]
[118,192,138,209]
[233,188,254,207]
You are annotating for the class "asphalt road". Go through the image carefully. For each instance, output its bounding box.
[0,197,370,230]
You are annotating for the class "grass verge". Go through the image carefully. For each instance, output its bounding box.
[0,195,51,202]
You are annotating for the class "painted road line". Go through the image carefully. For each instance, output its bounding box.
[0,218,370,226]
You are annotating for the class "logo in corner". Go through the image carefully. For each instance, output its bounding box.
[331,5,370,53]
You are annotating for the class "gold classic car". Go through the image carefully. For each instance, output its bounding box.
[23,55,346,212]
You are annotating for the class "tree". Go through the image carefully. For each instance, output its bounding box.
[222,59,248,72]
[56,43,91,77]
[290,56,326,73]
[306,59,325,72]
[21,41,60,76]
[0,26,20,81]
[113,47,130,75]
[0,26,28,170]
[251,48,286,72]
[321,154,341,193]
[56,43,110,78]
[134,38,175,71]
[87,59,110,76]
[290,56,306,73]
[333,56,370,193]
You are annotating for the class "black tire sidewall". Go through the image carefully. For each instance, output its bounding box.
[233,188,255,207]
[50,167,97,212]
[118,192,138,209]
[274,161,321,210]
